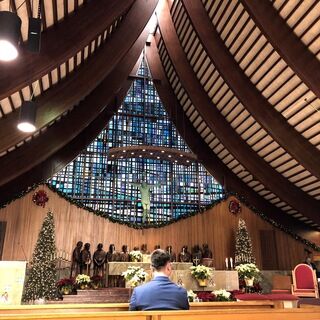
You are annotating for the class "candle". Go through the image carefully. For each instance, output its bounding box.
[225,257,228,269]
[230,257,233,269]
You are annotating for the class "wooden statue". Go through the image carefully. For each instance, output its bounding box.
[93,243,106,277]
[120,245,129,262]
[141,243,150,254]
[202,243,213,259]
[70,241,83,278]
[202,243,214,267]
[107,244,121,287]
[80,243,92,276]
[178,245,191,262]
[166,245,176,262]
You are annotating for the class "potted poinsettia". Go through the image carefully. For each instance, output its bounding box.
[190,265,212,287]
[90,275,103,289]
[56,278,75,295]
[75,274,91,290]
[122,266,147,287]
[235,263,260,286]
[129,250,142,262]
[212,289,232,301]
[187,290,197,302]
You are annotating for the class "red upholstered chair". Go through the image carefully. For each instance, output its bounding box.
[291,264,319,298]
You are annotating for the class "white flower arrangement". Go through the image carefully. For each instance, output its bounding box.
[75,274,91,285]
[190,264,212,280]
[212,289,232,301]
[235,263,260,279]
[129,250,143,262]
[122,266,147,287]
[187,290,197,302]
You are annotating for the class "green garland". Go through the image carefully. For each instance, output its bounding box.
[1,182,319,251]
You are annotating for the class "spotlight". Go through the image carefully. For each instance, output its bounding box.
[0,11,21,61]
[17,101,37,133]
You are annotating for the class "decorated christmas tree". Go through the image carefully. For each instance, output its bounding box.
[234,218,256,266]
[23,211,58,302]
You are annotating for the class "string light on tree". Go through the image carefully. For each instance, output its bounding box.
[22,211,58,302]
[234,218,256,266]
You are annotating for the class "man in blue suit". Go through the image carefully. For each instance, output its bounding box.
[129,249,189,310]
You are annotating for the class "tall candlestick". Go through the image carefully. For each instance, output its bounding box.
[230,257,233,269]
[225,257,228,269]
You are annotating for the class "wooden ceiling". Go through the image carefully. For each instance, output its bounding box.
[0,0,319,238]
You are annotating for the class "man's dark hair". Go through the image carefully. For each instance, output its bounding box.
[151,249,170,270]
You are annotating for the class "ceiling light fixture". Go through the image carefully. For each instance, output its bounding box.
[0,11,21,61]
[17,101,37,133]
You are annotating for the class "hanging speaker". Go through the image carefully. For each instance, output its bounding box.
[27,17,41,53]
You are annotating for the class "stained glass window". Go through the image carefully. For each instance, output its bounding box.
[49,55,224,225]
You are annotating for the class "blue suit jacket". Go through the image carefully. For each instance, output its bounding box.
[129,276,189,310]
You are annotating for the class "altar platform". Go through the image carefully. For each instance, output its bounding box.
[107,262,239,291]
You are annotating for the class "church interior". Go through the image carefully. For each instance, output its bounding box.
[0,0,320,319]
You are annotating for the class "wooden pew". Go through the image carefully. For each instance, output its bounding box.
[0,301,276,315]
[0,308,319,320]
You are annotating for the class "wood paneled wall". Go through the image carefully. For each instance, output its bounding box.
[0,185,318,270]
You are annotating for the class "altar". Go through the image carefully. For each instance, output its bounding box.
[107,262,239,291]
[108,262,193,275]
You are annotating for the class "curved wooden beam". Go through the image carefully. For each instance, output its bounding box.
[156,0,320,224]
[240,0,320,101]
[0,0,154,155]
[0,0,135,100]
[0,53,143,207]
[145,36,316,235]
[182,0,320,180]
[0,0,157,188]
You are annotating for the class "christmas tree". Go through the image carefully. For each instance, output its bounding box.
[234,218,256,265]
[23,211,58,302]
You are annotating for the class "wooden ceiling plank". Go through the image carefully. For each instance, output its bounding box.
[146,34,317,236]
[215,0,232,30]
[52,0,58,25]
[183,0,320,180]
[224,7,246,44]
[0,3,154,190]
[218,2,241,37]
[0,0,155,154]
[240,0,320,104]
[158,0,320,223]
[0,0,135,100]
